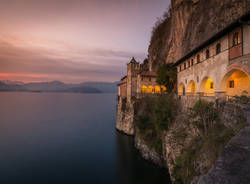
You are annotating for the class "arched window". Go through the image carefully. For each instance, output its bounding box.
[206,49,210,59]
[233,32,239,46]
[141,85,147,93]
[197,54,200,63]
[216,43,221,54]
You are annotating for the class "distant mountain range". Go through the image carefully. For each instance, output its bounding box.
[0,80,119,94]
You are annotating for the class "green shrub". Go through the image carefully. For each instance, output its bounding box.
[134,95,177,154]
[172,99,247,184]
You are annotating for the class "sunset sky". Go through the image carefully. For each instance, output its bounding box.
[0,0,170,83]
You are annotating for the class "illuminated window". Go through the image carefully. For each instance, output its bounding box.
[206,49,210,59]
[141,85,147,93]
[229,80,234,88]
[216,43,221,54]
[233,32,239,46]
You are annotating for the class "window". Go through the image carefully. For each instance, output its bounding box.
[216,43,221,54]
[184,63,186,69]
[210,82,214,89]
[185,79,187,84]
[188,61,190,67]
[197,76,199,83]
[233,32,239,46]
[206,49,210,59]
[197,54,200,63]
[229,80,234,88]
[179,66,181,71]
[191,59,194,66]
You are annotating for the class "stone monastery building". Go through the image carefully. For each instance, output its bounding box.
[117,57,166,102]
[176,13,250,100]
[118,13,250,102]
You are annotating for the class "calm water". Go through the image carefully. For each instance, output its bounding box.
[0,92,170,184]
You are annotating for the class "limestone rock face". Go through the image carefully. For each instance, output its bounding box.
[198,126,250,184]
[134,133,165,167]
[116,101,135,135]
[148,0,250,70]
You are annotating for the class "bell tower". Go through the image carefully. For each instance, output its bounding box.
[127,57,140,102]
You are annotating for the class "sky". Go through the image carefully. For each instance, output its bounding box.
[0,0,170,83]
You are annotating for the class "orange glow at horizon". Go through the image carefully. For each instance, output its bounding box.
[0,73,51,83]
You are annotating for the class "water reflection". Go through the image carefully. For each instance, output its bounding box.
[0,92,170,184]
[116,131,171,184]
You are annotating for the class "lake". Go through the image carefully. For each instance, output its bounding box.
[0,92,171,184]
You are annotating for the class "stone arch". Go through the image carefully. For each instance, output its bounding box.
[200,77,215,96]
[148,85,154,93]
[155,85,161,93]
[227,63,250,77]
[161,85,167,93]
[178,83,185,96]
[220,69,250,97]
[141,85,147,93]
[187,80,196,95]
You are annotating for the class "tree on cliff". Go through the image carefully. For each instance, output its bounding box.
[156,63,177,93]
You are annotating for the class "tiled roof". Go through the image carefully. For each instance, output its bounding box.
[174,12,250,66]
[120,75,127,81]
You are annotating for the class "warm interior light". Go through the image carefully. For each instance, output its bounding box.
[226,70,250,96]
[141,85,147,93]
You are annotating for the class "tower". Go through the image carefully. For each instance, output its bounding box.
[127,57,140,102]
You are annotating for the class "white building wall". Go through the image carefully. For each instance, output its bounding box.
[177,35,229,94]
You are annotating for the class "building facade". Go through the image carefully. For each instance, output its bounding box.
[117,58,166,103]
[176,14,250,100]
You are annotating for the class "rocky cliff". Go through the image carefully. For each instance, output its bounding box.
[148,0,250,71]
[116,100,135,135]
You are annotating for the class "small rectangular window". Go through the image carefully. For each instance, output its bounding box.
[188,61,190,67]
[197,55,200,63]
[184,63,186,69]
[206,49,210,59]
[216,43,221,54]
[210,82,214,89]
[233,32,239,46]
[229,80,234,88]
[191,59,194,66]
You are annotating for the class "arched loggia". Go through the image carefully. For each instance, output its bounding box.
[220,69,250,97]
[200,77,215,96]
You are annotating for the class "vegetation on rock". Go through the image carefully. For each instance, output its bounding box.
[156,63,177,93]
[171,99,247,184]
[134,95,177,154]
